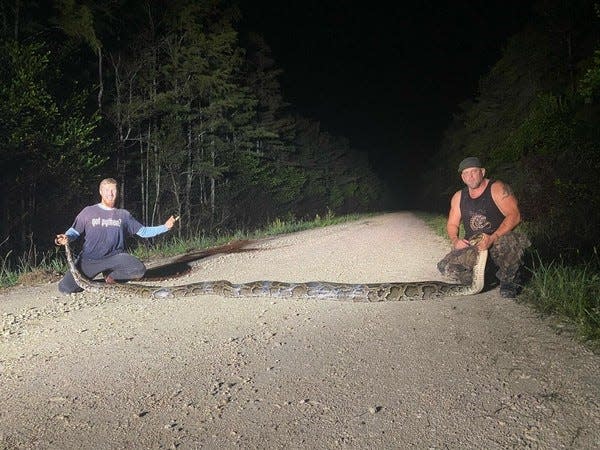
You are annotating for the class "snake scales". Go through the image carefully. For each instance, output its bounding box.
[64,237,487,302]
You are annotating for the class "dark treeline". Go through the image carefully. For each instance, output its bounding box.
[422,0,600,261]
[0,0,385,265]
[2,0,600,268]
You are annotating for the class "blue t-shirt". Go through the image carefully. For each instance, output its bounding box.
[69,204,144,260]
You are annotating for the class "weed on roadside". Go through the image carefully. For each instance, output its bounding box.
[519,252,600,341]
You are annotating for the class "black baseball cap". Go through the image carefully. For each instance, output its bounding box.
[458,157,482,173]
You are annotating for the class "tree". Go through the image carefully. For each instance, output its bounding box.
[421,0,600,257]
[0,40,100,261]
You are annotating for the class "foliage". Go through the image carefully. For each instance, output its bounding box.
[413,211,454,243]
[0,0,383,267]
[508,93,600,259]
[0,39,102,263]
[0,240,65,287]
[260,209,363,236]
[418,0,600,343]
[0,250,19,286]
[579,49,600,102]
[520,252,600,341]
[422,0,600,261]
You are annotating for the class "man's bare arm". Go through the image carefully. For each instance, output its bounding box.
[489,180,521,242]
[447,190,469,249]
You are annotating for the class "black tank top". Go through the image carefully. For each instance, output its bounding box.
[460,179,505,239]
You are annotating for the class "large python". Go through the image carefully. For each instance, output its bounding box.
[63,236,487,302]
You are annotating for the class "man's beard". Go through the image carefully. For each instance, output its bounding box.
[467,179,483,190]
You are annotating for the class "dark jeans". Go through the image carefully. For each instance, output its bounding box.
[58,253,146,294]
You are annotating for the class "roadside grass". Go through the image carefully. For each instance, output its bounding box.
[0,251,19,286]
[519,253,600,341]
[0,248,65,287]
[415,210,600,343]
[133,210,363,260]
[413,211,452,242]
[0,211,366,288]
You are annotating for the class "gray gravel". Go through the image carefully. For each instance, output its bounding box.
[1,212,599,449]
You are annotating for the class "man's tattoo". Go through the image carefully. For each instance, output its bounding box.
[501,184,514,199]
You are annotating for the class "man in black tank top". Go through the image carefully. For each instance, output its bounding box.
[438,157,530,298]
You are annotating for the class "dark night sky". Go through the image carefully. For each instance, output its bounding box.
[240,1,534,204]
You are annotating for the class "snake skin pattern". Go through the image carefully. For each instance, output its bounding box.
[64,239,487,302]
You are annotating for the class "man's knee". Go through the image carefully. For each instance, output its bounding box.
[490,231,531,283]
[108,254,146,280]
[129,258,146,279]
[494,231,531,253]
[130,266,146,280]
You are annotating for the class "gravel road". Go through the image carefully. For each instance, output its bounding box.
[1,212,599,449]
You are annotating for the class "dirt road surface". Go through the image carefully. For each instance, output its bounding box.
[1,212,599,449]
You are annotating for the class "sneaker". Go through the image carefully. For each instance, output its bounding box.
[499,282,519,298]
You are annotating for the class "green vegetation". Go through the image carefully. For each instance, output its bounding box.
[413,211,452,243]
[0,245,65,287]
[0,251,19,286]
[520,253,600,341]
[134,210,364,261]
[422,1,600,260]
[260,210,362,236]
[0,0,384,266]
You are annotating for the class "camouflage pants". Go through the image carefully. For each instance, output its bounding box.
[488,231,531,283]
[438,231,531,284]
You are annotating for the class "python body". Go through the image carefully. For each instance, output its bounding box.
[63,237,487,302]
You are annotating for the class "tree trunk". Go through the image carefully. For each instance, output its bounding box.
[97,46,103,112]
[150,124,161,226]
[169,171,182,239]
[140,134,147,224]
[210,142,216,215]
[185,122,193,234]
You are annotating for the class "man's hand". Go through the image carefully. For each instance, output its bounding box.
[452,238,470,250]
[165,215,180,229]
[54,234,68,246]
[476,233,497,251]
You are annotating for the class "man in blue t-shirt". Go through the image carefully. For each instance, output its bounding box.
[55,178,178,294]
